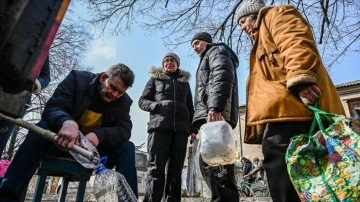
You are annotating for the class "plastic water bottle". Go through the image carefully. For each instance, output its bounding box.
[93,157,118,202]
[115,172,137,202]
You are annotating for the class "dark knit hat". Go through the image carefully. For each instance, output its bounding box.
[163,52,180,67]
[236,0,265,23]
[191,32,213,44]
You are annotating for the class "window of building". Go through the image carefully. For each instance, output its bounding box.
[347,99,360,118]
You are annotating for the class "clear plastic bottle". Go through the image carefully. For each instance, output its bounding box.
[115,172,137,202]
[93,157,118,202]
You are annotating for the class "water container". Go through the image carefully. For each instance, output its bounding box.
[69,132,100,169]
[93,157,118,201]
[114,172,137,202]
[199,120,236,166]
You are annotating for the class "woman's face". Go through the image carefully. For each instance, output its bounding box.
[238,16,257,36]
[163,56,178,73]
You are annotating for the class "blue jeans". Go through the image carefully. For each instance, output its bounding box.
[0,120,138,201]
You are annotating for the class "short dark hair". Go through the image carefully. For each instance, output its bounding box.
[106,63,135,87]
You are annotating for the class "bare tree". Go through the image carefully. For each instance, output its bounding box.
[83,0,359,68]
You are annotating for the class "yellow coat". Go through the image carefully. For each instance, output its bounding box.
[244,5,345,144]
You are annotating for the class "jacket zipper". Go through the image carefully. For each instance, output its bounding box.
[173,79,176,132]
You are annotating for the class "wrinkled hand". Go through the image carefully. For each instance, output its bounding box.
[57,120,79,150]
[298,84,321,104]
[207,111,222,122]
[85,132,99,147]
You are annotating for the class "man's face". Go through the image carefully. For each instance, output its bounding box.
[191,40,208,57]
[238,16,256,36]
[99,73,128,102]
[163,56,178,73]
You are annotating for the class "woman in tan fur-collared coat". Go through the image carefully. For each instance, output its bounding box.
[236,0,345,201]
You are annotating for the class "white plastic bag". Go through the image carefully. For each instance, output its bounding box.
[199,121,236,166]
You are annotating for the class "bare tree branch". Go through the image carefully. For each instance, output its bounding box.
[82,0,359,68]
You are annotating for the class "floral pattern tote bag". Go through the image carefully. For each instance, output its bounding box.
[286,103,360,202]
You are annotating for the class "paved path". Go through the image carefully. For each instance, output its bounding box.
[180,197,272,202]
[26,194,272,201]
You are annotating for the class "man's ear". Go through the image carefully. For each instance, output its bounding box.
[99,73,109,83]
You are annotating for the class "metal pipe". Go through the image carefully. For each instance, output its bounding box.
[0,113,99,164]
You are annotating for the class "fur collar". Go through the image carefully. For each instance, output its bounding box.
[149,67,191,83]
[255,6,275,29]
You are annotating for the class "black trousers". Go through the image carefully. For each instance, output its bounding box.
[262,121,312,202]
[199,157,239,202]
[143,130,189,202]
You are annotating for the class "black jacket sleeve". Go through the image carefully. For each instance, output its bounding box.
[42,70,78,131]
[207,47,235,112]
[186,83,197,134]
[138,78,160,112]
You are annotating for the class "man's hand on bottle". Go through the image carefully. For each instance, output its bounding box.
[57,120,79,150]
[86,132,99,147]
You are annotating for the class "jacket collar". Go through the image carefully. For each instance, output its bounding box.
[149,67,191,83]
[88,73,102,98]
[254,6,275,31]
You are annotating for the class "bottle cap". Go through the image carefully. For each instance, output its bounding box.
[95,156,108,174]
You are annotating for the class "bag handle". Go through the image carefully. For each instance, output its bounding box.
[306,100,341,135]
[306,100,340,202]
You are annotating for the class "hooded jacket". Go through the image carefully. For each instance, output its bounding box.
[244,5,345,143]
[42,70,133,147]
[193,43,240,129]
[138,67,195,134]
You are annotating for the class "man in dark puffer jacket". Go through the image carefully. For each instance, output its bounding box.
[191,32,240,202]
[0,64,138,201]
[139,52,196,202]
